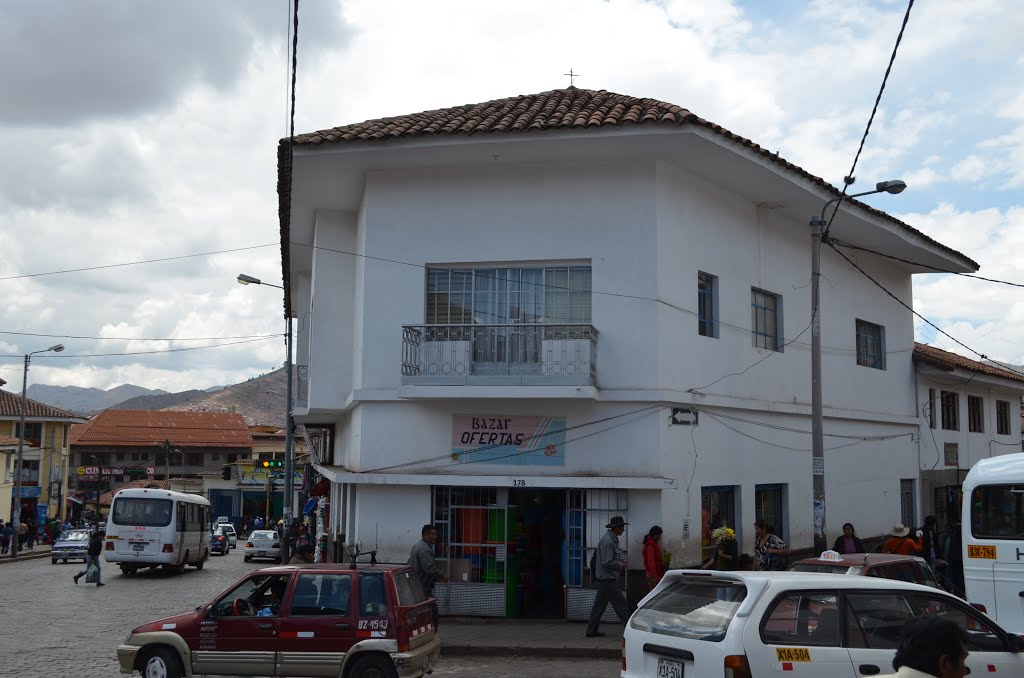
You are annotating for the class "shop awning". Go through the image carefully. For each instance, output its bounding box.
[312,466,676,490]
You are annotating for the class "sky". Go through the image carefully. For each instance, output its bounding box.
[1,0,1023,394]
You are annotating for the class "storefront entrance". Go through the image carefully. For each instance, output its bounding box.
[432,485,628,619]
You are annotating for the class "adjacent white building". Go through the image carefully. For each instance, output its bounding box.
[280,87,981,618]
[912,342,1024,530]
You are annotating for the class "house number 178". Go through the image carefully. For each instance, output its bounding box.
[512,479,526,487]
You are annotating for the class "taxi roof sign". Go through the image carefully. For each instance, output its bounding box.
[818,550,843,562]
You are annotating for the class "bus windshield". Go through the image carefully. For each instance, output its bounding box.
[971,485,1024,539]
[112,497,173,527]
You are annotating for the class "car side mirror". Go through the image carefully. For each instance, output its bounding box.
[1008,634,1024,653]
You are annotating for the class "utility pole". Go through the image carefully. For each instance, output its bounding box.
[282,314,294,564]
[809,179,906,555]
[164,440,171,485]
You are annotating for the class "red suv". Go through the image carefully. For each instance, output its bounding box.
[117,564,439,678]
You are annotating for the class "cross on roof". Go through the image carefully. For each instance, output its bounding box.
[564,68,579,87]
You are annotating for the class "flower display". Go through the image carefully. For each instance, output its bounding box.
[711,526,735,544]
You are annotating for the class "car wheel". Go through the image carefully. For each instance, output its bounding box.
[51,558,58,565]
[140,647,184,678]
[63,558,69,563]
[348,654,399,678]
[244,555,251,562]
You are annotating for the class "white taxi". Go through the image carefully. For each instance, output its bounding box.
[621,569,1024,678]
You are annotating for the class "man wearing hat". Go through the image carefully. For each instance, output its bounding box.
[883,522,924,556]
[586,515,630,637]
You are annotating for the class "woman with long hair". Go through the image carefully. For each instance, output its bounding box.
[832,522,865,554]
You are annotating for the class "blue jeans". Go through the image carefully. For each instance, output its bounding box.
[77,555,102,584]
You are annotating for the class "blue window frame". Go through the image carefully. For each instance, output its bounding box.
[751,288,781,351]
[697,272,718,338]
[855,319,885,369]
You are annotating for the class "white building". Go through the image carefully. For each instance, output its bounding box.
[281,87,978,618]
[912,342,1024,530]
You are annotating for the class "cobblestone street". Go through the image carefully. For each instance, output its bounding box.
[0,552,619,678]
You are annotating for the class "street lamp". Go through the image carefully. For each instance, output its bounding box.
[238,272,293,565]
[10,344,63,559]
[809,180,906,554]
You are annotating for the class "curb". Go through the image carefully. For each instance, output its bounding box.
[441,643,620,659]
[0,550,54,565]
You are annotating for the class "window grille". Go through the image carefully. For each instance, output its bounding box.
[940,391,959,431]
[751,289,781,351]
[996,400,1011,436]
[967,396,984,433]
[698,272,717,338]
[855,319,885,369]
[900,479,916,529]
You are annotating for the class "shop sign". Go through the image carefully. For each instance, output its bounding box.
[450,415,566,466]
[236,463,304,486]
[12,486,42,498]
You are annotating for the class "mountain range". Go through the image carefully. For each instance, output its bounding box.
[20,369,287,426]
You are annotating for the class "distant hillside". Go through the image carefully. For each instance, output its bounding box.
[161,368,290,427]
[111,390,208,411]
[26,383,167,414]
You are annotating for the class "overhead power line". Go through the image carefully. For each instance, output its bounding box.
[0,330,283,342]
[0,244,278,281]
[827,241,1024,380]
[822,0,915,239]
[0,336,276,359]
[829,238,1024,289]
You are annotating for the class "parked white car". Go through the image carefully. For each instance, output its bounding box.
[621,570,1024,678]
[243,529,281,562]
[216,522,237,549]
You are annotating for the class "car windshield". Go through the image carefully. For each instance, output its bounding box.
[59,531,90,542]
[112,497,173,527]
[630,577,746,642]
[250,531,276,540]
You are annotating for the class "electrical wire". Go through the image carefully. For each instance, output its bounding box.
[827,241,1024,380]
[829,238,1024,288]
[0,330,282,342]
[0,336,276,359]
[696,408,917,441]
[822,0,915,239]
[701,410,908,453]
[0,244,278,281]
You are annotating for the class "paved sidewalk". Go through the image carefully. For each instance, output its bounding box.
[440,617,623,658]
[0,544,52,565]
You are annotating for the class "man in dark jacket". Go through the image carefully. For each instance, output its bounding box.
[586,516,630,637]
[74,532,105,586]
[408,524,446,628]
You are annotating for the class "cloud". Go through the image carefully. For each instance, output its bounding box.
[0,0,350,126]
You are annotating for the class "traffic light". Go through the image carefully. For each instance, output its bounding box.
[262,460,283,468]
[222,465,231,480]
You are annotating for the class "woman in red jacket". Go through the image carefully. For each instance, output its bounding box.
[642,525,666,591]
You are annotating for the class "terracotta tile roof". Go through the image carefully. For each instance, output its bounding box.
[69,409,254,448]
[277,87,978,315]
[913,343,1024,385]
[0,389,86,420]
[0,434,21,447]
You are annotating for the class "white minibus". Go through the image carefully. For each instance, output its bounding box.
[962,453,1024,632]
[104,487,211,575]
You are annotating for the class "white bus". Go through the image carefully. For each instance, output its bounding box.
[104,487,211,575]
[962,453,1024,632]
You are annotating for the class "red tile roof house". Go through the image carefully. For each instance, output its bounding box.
[0,390,87,524]
[69,410,254,502]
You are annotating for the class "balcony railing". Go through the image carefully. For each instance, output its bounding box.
[401,323,597,386]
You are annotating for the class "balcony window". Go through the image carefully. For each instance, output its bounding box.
[968,396,984,433]
[751,288,782,351]
[14,422,42,448]
[406,263,595,385]
[855,319,885,370]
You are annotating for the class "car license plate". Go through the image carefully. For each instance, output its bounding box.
[132,543,145,552]
[258,551,266,556]
[657,658,682,678]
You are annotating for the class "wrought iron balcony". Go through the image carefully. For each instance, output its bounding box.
[401,323,597,386]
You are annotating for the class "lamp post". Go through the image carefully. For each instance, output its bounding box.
[809,180,906,554]
[10,343,64,559]
[238,273,294,565]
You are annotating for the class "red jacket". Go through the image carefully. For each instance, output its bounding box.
[643,537,666,583]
